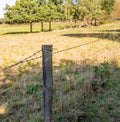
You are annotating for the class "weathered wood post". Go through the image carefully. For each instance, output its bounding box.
[42,45,53,122]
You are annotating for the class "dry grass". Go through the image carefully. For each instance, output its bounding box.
[0,21,120,121]
[0,22,120,66]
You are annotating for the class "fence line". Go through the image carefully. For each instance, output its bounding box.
[54,40,97,54]
[3,49,42,70]
[1,45,119,94]
[3,40,97,70]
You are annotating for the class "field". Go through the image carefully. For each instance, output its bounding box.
[0,21,120,122]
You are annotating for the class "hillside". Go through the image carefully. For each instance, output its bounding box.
[0,21,120,122]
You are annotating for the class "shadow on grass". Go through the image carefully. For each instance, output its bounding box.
[0,58,120,122]
[3,30,54,35]
[62,31,120,42]
[104,29,120,32]
[3,31,40,35]
[0,62,43,121]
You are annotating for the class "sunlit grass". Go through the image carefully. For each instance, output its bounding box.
[0,21,120,68]
[0,103,8,115]
[0,21,81,35]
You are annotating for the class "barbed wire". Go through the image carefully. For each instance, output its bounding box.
[2,40,101,70]
[3,49,42,70]
[53,40,97,54]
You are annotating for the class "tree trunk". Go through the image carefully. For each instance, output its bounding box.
[74,19,77,24]
[41,21,44,32]
[64,21,66,29]
[30,22,33,33]
[49,21,52,31]
[70,19,72,28]
[94,19,97,26]
[90,19,93,25]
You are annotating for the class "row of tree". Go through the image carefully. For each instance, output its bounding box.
[4,0,115,32]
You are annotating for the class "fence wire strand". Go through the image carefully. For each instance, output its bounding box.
[53,40,97,54]
[3,40,119,70]
[3,49,42,70]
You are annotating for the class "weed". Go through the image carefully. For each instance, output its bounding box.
[91,80,99,91]
[27,83,39,94]
[28,113,43,122]
[93,62,114,89]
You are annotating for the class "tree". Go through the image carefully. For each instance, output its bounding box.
[0,19,4,24]
[85,0,103,25]
[71,0,114,26]
[101,0,115,16]
[38,2,63,31]
[4,0,39,33]
[50,0,64,5]
[4,0,115,33]
[69,0,101,25]
[4,0,64,32]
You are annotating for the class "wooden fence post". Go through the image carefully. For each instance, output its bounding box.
[42,45,53,122]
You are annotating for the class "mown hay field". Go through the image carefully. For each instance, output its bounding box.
[0,21,120,122]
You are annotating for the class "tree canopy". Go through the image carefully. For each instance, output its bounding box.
[4,0,115,32]
[4,0,39,32]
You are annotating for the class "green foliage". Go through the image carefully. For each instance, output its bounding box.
[4,0,39,32]
[93,62,113,90]
[38,3,62,21]
[4,0,38,24]
[27,83,39,94]
[28,113,43,122]
[72,0,103,25]
[70,0,114,24]
[0,19,3,24]
[91,80,99,90]
[37,0,47,6]
[93,62,111,79]
[50,0,64,5]
[4,0,115,29]
[101,0,115,16]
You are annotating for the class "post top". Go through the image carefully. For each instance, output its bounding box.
[42,45,53,50]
